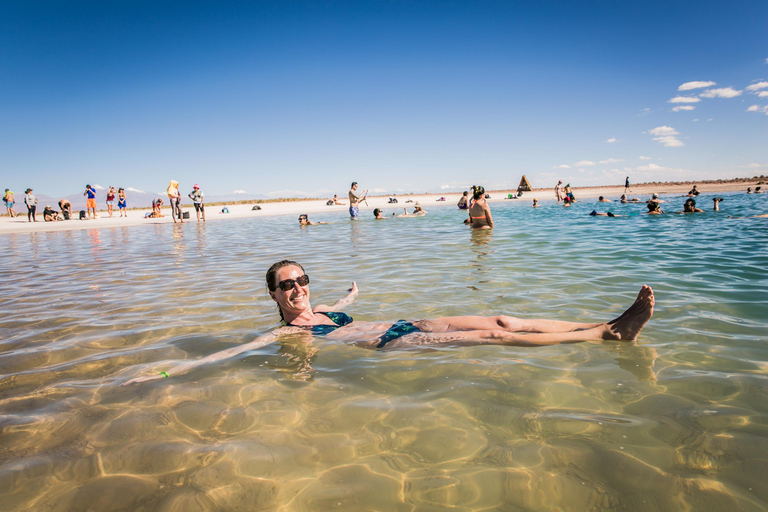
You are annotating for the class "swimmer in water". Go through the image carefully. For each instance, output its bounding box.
[298,214,327,226]
[532,198,539,207]
[124,260,655,384]
[397,204,426,217]
[468,186,493,228]
[676,198,704,214]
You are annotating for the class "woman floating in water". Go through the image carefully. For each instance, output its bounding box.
[125,260,654,384]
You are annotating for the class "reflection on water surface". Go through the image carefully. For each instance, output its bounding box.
[1,193,767,511]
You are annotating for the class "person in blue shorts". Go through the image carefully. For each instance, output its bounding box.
[125,260,655,384]
[348,181,367,218]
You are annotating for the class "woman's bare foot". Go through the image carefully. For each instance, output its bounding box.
[604,285,654,341]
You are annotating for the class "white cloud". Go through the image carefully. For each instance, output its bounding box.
[745,163,766,168]
[746,81,768,91]
[126,187,145,193]
[692,119,699,122]
[647,126,679,136]
[233,190,247,194]
[747,105,768,115]
[678,80,716,91]
[553,164,571,169]
[669,96,701,104]
[599,158,625,164]
[639,156,652,160]
[647,126,684,147]
[574,160,596,166]
[672,106,696,112]
[700,87,742,98]
[636,163,665,171]
[605,137,617,143]
[757,91,768,98]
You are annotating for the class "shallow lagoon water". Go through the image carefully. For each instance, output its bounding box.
[1,193,767,511]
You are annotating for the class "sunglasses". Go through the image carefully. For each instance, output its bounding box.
[277,274,310,291]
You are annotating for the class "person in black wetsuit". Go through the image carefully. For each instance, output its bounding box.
[125,260,655,384]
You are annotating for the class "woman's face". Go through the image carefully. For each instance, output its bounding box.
[270,265,311,315]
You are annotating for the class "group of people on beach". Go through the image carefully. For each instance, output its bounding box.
[3,181,208,223]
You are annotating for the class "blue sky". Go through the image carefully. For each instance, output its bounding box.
[2,0,766,199]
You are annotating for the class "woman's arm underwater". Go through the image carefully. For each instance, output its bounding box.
[122,330,282,385]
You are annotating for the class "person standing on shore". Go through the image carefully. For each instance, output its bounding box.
[24,188,37,222]
[117,188,127,217]
[4,189,17,217]
[84,184,97,219]
[624,176,631,194]
[167,180,183,223]
[555,181,563,202]
[188,184,205,223]
[348,182,367,219]
[106,186,116,218]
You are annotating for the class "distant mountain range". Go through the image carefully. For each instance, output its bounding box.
[30,189,271,212]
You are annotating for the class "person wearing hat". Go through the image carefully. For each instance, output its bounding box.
[564,183,575,202]
[188,184,205,223]
[83,184,97,219]
[24,188,37,222]
[43,205,62,221]
[647,193,666,204]
[3,189,17,217]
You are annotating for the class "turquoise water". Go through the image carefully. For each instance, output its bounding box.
[1,192,767,511]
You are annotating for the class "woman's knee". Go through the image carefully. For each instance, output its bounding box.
[495,315,524,330]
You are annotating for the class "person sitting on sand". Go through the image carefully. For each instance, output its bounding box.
[468,186,493,228]
[647,201,664,214]
[124,260,655,385]
[58,199,72,220]
[676,198,704,214]
[713,197,723,211]
[298,214,327,226]
[532,198,539,207]
[333,194,345,206]
[43,205,62,221]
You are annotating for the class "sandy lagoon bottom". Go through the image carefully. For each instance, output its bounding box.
[1,192,767,511]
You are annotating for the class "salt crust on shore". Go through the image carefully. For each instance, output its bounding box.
[0,181,759,235]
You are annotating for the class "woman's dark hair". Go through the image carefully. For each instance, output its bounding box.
[266,260,304,292]
[266,260,305,321]
[472,185,485,200]
[373,208,381,216]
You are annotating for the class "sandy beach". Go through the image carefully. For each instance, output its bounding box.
[0,179,761,235]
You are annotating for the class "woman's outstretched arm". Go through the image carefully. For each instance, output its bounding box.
[122,330,281,385]
[314,282,358,313]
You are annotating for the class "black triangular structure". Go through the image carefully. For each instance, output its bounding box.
[517,175,532,192]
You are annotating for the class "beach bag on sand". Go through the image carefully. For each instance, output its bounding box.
[251,205,262,211]
[79,210,86,220]
[182,211,190,219]
[326,200,334,206]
